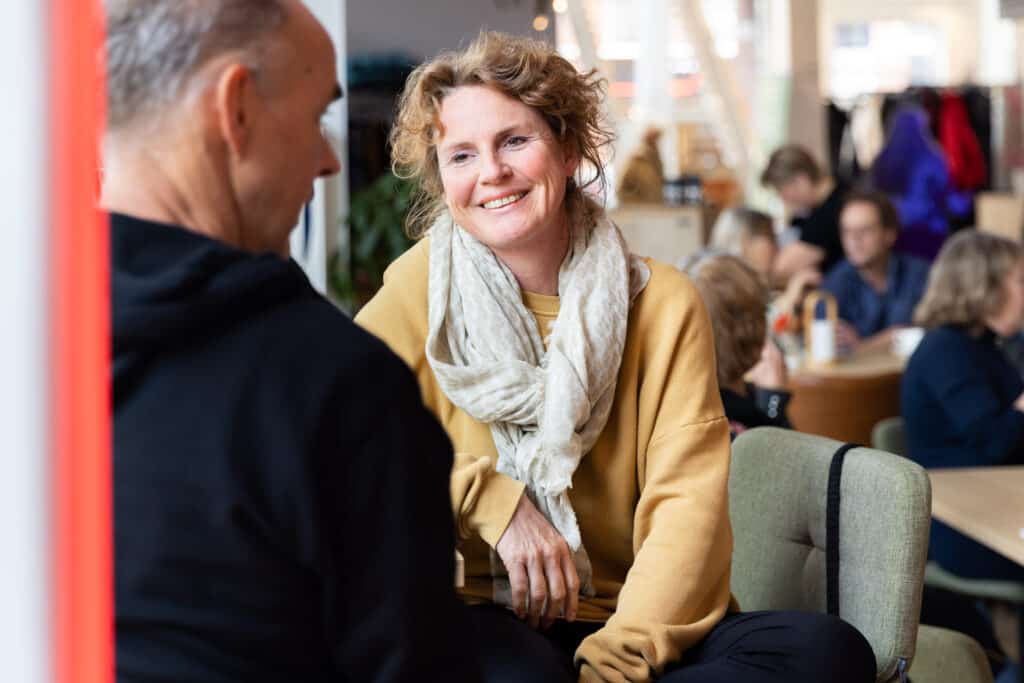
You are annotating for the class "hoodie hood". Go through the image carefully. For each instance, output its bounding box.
[112,212,312,390]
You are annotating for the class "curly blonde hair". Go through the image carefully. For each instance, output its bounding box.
[685,252,770,386]
[389,31,612,238]
[914,230,1023,333]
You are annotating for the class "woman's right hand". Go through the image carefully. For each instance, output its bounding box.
[495,494,579,629]
[748,339,788,391]
[1014,390,1024,413]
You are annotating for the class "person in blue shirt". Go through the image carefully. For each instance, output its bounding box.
[822,190,930,353]
[902,229,1024,582]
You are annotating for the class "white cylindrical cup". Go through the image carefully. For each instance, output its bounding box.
[810,319,836,364]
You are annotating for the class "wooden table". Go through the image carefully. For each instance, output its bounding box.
[929,466,1024,567]
[787,352,907,445]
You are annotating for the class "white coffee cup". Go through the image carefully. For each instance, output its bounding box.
[892,327,925,357]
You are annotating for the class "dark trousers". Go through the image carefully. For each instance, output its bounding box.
[467,605,876,683]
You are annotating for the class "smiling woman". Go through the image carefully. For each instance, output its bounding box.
[432,85,579,293]
[389,31,610,245]
[356,30,876,683]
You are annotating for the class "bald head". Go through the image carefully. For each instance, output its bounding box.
[100,0,341,256]
[104,0,292,132]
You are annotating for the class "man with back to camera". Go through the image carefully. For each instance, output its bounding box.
[822,190,930,353]
[103,1,480,680]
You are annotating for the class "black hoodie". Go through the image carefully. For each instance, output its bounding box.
[112,213,480,682]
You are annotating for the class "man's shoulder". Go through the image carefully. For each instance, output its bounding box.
[252,288,410,387]
[822,259,858,290]
[897,253,931,283]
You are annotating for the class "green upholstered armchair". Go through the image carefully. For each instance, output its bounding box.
[728,427,938,682]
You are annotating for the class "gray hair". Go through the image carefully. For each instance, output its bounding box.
[708,207,775,256]
[104,0,289,130]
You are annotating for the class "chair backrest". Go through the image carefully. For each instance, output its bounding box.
[872,416,906,456]
[729,427,931,682]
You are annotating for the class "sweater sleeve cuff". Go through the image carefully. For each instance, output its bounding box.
[753,387,792,421]
[470,471,525,548]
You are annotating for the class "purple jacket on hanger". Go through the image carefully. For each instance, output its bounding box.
[871,106,972,260]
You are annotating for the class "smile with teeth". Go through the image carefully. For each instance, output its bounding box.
[482,192,526,209]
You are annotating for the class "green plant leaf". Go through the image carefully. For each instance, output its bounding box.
[342,171,417,303]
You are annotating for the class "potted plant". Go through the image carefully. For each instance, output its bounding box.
[330,172,416,313]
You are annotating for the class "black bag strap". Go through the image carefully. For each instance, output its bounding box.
[826,442,859,618]
[827,442,912,682]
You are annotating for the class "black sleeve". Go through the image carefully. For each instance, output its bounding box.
[796,188,846,273]
[316,347,482,683]
[753,387,792,429]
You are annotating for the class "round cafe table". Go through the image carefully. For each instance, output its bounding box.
[787,352,908,445]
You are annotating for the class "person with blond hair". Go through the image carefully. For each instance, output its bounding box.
[356,30,874,683]
[902,230,1024,583]
[684,252,792,438]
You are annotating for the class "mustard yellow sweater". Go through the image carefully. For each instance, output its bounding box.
[356,238,734,682]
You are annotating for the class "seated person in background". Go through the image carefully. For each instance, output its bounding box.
[902,230,1024,583]
[104,1,477,680]
[685,252,792,438]
[760,144,848,281]
[708,207,778,277]
[356,30,875,683]
[823,190,930,354]
[707,207,820,328]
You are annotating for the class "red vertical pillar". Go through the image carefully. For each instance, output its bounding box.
[50,0,113,681]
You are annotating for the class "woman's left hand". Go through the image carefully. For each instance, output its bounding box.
[495,494,579,629]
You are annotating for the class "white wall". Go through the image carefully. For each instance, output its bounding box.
[347,0,551,59]
[0,3,50,682]
[292,0,350,297]
[820,0,983,95]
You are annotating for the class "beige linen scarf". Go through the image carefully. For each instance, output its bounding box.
[425,206,650,604]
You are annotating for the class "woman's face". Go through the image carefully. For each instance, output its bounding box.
[987,258,1024,337]
[435,85,578,259]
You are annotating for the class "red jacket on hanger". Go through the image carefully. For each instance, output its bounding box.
[938,91,987,191]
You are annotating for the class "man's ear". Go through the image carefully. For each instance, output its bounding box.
[214,63,256,158]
